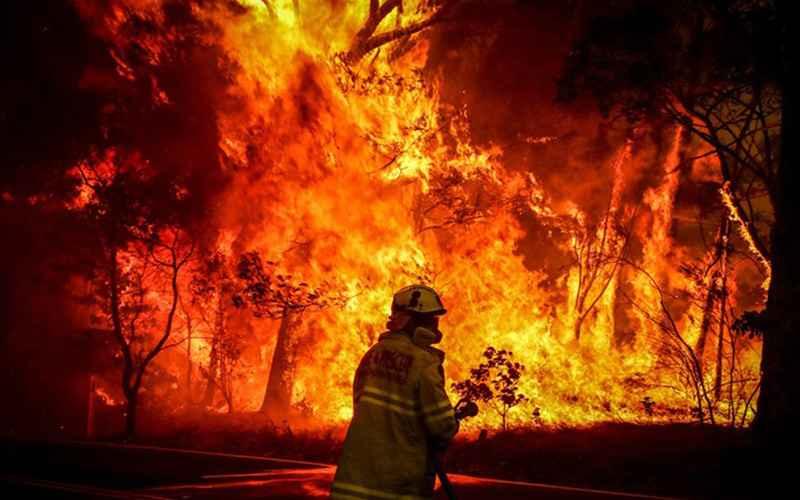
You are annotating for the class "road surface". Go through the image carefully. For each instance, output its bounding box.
[1,441,679,499]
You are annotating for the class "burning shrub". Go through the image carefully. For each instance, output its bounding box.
[531,406,543,426]
[641,396,655,417]
[452,346,527,431]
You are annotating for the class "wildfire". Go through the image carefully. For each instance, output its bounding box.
[70,0,763,430]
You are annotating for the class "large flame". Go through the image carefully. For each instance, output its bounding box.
[72,0,762,429]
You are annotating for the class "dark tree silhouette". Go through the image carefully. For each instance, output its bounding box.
[452,346,527,430]
[344,1,464,64]
[76,156,195,438]
[559,0,796,444]
[188,252,243,412]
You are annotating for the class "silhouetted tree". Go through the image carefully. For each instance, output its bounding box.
[188,251,243,412]
[345,1,465,64]
[619,261,716,424]
[76,155,195,438]
[452,346,527,430]
[560,0,795,442]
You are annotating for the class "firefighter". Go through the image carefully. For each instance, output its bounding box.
[331,285,458,500]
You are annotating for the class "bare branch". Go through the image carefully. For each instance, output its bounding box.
[346,0,459,63]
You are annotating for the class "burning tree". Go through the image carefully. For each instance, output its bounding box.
[344,0,464,64]
[681,218,741,406]
[570,194,635,342]
[75,154,196,438]
[233,251,344,415]
[620,258,759,427]
[452,346,527,431]
[188,251,244,413]
[620,264,716,424]
[681,248,762,427]
[691,219,732,368]
[560,0,794,439]
[413,167,506,234]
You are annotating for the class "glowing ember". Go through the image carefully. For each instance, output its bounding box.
[95,386,120,406]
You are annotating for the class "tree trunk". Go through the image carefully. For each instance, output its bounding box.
[574,285,588,341]
[573,314,584,342]
[201,295,225,408]
[185,307,193,405]
[612,271,637,348]
[260,307,297,414]
[713,218,730,400]
[220,345,234,414]
[696,217,729,362]
[696,287,716,362]
[728,325,738,426]
[753,47,799,444]
[109,245,136,438]
[201,336,219,408]
[124,390,138,440]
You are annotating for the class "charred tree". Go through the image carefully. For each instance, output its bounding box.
[695,217,731,365]
[201,332,220,408]
[106,230,193,438]
[181,299,194,405]
[713,218,731,400]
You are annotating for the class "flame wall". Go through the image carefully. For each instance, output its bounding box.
[66,0,763,429]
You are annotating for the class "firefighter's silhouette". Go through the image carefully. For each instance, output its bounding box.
[332,285,459,499]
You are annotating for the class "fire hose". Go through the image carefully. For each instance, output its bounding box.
[434,399,478,500]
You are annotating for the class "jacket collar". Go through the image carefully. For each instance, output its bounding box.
[379,330,446,362]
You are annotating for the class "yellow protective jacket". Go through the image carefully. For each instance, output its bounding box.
[331,330,458,500]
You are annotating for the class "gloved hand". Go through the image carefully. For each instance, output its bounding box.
[454,400,478,421]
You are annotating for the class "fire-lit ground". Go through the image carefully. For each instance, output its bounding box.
[1,441,678,499]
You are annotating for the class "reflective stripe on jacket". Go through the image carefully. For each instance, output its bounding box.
[332,330,458,499]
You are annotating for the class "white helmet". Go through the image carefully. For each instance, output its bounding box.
[390,285,446,316]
